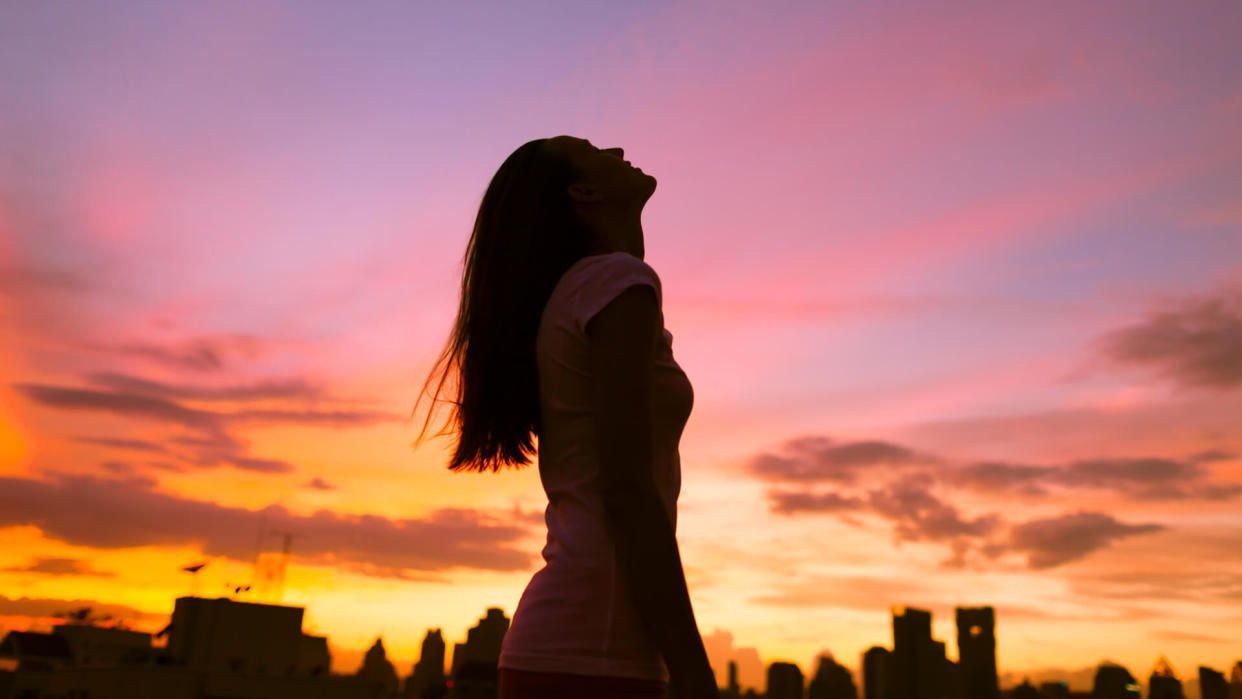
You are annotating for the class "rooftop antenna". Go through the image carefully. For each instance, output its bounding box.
[181,561,208,597]
[252,528,294,604]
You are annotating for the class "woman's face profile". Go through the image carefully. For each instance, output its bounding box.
[546,135,656,208]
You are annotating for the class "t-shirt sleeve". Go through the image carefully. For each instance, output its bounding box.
[568,252,663,335]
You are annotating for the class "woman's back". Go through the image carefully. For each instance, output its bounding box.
[497,251,694,682]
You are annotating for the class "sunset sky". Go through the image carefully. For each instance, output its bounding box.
[2,0,1240,691]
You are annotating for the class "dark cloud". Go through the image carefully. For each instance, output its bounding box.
[1068,568,1242,605]
[100,461,134,475]
[14,383,220,430]
[1153,629,1237,644]
[75,334,278,373]
[18,381,402,476]
[16,382,399,431]
[1097,287,1242,389]
[145,461,185,473]
[0,472,533,576]
[952,455,1242,501]
[229,407,397,427]
[1188,449,1237,464]
[0,557,115,577]
[1005,511,1164,569]
[768,490,865,515]
[306,477,336,491]
[946,461,1053,496]
[0,594,163,623]
[1058,457,1200,488]
[747,433,1233,569]
[73,436,169,454]
[227,456,295,474]
[82,372,328,402]
[169,431,246,453]
[746,435,926,484]
[0,264,92,296]
[866,475,1002,542]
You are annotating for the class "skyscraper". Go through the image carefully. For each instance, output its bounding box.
[955,606,999,699]
[1199,665,1228,699]
[862,646,890,699]
[723,659,741,698]
[1091,662,1141,699]
[404,628,447,699]
[768,661,805,699]
[358,637,399,694]
[809,653,858,699]
[1148,656,1184,699]
[889,606,946,699]
[449,607,509,699]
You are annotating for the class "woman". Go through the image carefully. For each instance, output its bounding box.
[413,135,719,699]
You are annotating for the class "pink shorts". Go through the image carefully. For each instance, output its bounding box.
[498,667,668,699]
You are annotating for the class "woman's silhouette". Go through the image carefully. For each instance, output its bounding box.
[413,135,718,699]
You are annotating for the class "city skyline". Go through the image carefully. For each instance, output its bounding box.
[2,0,1241,684]
[4,594,1237,699]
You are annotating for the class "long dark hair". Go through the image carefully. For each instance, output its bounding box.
[411,138,591,473]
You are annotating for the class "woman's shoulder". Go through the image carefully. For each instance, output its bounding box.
[554,252,663,333]
[567,251,660,287]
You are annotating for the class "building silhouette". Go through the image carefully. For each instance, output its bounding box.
[889,606,957,699]
[862,646,890,699]
[956,606,999,699]
[1148,656,1184,699]
[1039,680,1071,698]
[358,636,399,694]
[808,653,857,699]
[1091,662,1141,699]
[448,607,509,699]
[719,659,742,699]
[404,628,447,699]
[1011,678,1040,699]
[2,593,1239,699]
[767,660,805,699]
[0,595,390,698]
[1200,665,1228,699]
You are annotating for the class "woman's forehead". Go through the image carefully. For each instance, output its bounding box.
[551,135,592,149]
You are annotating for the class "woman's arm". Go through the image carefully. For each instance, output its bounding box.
[587,284,718,699]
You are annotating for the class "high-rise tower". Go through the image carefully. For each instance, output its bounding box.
[955,606,999,699]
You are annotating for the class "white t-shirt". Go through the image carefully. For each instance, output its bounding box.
[497,251,694,682]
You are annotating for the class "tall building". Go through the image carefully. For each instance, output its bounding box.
[1091,662,1141,699]
[449,607,509,699]
[1148,656,1184,699]
[809,653,858,699]
[721,659,741,699]
[405,628,447,699]
[1199,666,1228,699]
[932,640,960,698]
[358,636,399,694]
[166,595,305,675]
[862,646,889,699]
[955,607,999,699]
[889,606,948,699]
[767,661,805,699]
[2,595,386,698]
